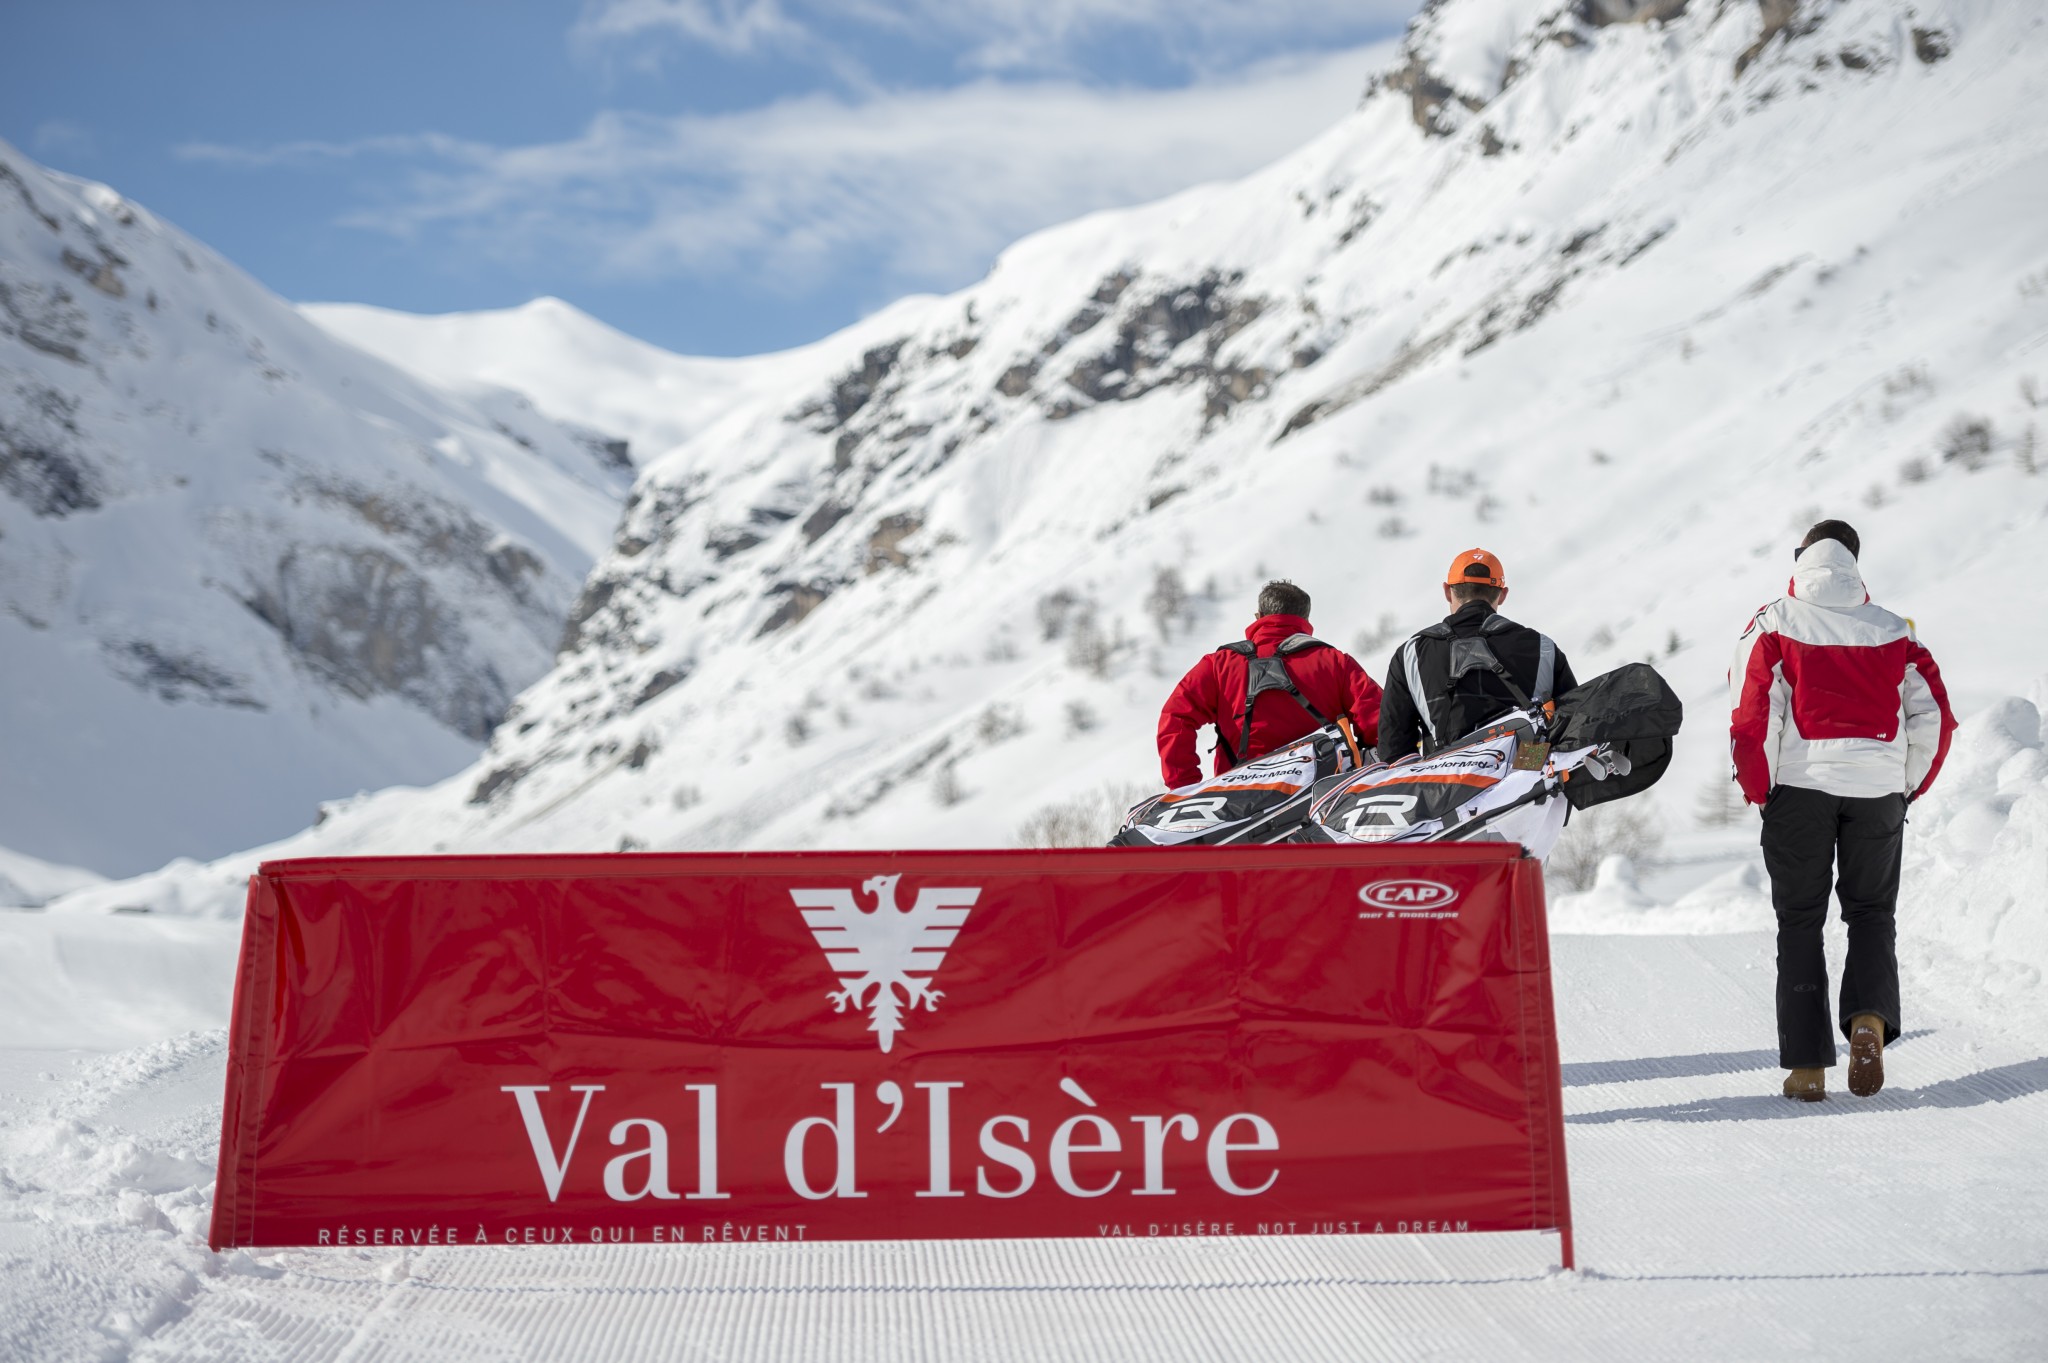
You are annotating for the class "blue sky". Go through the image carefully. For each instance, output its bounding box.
[1,1,1411,355]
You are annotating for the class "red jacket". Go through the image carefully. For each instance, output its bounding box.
[1157,614,1383,789]
[1727,540,1955,804]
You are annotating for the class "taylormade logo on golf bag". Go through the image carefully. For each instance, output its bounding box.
[1155,796,1232,830]
[791,874,979,1052]
[1359,880,1460,910]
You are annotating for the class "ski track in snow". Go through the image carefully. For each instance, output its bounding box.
[3,918,2042,1363]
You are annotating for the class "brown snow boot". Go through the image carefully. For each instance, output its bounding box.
[1848,1014,1886,1097]
[1782,1067,1826,1102]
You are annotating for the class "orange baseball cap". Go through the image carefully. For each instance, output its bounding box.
[1445,548,1506,588]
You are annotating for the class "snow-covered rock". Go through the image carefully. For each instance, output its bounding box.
[0,142,637,875]
[50,0,2048,909]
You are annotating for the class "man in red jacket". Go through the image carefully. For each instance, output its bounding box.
[1728,519,1956,1103]
[1157,580,1383,789]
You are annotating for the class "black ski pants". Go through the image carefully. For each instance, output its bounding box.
[1760,784,1906,1068]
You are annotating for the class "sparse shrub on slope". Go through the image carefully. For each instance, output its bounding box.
[1145,566,1190,641]
[1694,773,1750,829]
[1016,781,1156,848]
[1037,589,1081,641]
[1353,614,1401,658]
[1550,803,1668,892]
[1066,608,1114,678]
[1940,414,1994,471]
[974,704,1026,744]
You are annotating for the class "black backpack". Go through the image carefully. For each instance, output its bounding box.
[1403,612,1558,753]
[1214,634,1333,768]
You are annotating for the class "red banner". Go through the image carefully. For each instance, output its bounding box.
[209,846,1571,1262]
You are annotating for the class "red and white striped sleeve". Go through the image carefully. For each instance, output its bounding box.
[1901,638,1957,799]
[1728,605,1786,805]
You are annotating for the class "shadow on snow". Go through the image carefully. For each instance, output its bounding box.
[1567,1055,2048,1124]
[1561,1030,1934,1088]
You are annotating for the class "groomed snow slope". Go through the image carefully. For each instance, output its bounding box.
[3,698,2043,1359]
[0,143,634,876]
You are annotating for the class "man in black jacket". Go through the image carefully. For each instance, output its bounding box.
[1376,548,1578,762]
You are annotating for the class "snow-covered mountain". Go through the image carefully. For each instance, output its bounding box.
[0,841,103,908]
[300,297,817,478]
[0,142,636,875]
[51,0,2048,912]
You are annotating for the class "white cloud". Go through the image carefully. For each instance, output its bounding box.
[571,0,803,57]
[184,45,1390,298]
[177,132,488,170]
[31,119,97,162]
[574,0,1417,74]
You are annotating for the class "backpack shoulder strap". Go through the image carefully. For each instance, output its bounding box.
[1234,651,1332,762]
[1471,614,1557,702]
[1275,633,1327,655]
[1210,642,1256,769]
[1533,632,1557,702]
[1401,635,1440,749]
[1448,635,1532,709]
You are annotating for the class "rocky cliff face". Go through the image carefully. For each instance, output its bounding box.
[47,0,2048,909]
[0,143,632,873]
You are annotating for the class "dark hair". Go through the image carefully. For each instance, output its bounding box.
[1801,519,1860,558]
[1256,579,1311,619]
[1447,582,1504,606]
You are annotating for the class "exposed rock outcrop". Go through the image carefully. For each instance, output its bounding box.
[0,139,622,871]
[1577,0,1689,25]
[240,545,514,741]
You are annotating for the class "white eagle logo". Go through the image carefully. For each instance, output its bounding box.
[789,874,980,1053]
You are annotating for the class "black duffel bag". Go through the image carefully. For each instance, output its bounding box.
[1548,662,1683,809]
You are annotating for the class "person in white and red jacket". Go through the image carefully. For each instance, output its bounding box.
[1728,520,1956,1104]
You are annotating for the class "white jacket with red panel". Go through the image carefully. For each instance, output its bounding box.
[1727,540,1956,805]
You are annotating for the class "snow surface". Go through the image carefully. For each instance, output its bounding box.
[3,709,2043,1357]
[301,297,867,476]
